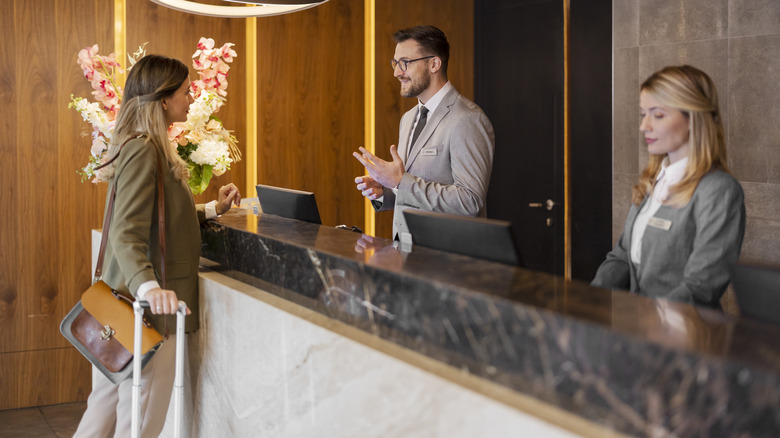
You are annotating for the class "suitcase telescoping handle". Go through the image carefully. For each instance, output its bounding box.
[132,300,188,438]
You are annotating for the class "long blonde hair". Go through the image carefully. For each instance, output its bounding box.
[102,54,189,181]
[632,65,729,207]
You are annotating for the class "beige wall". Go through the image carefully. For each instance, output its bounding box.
[612,0,780,266]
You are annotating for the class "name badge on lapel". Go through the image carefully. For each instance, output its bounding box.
[647,217,672,231]
[421,148,437,156]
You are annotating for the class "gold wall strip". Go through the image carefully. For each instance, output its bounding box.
[563,0,572,281]
[114,0,127,85]
[245,16,258,196]
[363,0,376,236]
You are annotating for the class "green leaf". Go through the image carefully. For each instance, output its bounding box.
[188,163,213,195]
[201,164,213,192]
[177,142,198,161]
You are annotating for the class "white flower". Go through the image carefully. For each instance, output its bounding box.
[212,155,233,176]
[189,137,232,174]
[184,91,223,130]
[72,97,113,139]
[90,131,109,157]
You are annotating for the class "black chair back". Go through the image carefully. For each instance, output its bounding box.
[730,263,780,324]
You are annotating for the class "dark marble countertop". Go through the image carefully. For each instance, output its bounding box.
[201,208,780,437]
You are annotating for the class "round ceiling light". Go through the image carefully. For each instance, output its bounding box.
[149,0,329,18]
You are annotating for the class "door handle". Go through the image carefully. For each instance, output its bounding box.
[528,199,558,211]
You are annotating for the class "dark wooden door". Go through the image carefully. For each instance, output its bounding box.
[476,0,565,275]
[475,0,613,279]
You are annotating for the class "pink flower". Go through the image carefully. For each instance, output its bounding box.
[74,38,238,186]
[200,68,216,80]
[191,39,235,98]
[168,123,184,140]
[191,81,202,98]
[197,37,215,51]
[78,45,98,63]
[220,43,237,62]
[78,45,99,78]
[90,131,107,156]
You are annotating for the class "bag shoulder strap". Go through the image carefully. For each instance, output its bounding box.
[155,146,167,289]
[93,135,167,291]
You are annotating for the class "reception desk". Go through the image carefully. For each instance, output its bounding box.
[164,208,779,437]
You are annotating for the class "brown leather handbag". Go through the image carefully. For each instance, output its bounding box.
[61,136,166,384]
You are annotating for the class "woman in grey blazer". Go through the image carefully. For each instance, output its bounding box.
[592,65,745,309]
[74,55,240,437]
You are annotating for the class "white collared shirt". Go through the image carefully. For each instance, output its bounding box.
[405,81,453,154]
[383,81,454,197]
[630,156,689,264]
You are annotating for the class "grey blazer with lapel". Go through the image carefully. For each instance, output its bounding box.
[373,86,495,238]
[592,170,745,308]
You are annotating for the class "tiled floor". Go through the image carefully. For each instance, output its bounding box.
[0,402,86,438]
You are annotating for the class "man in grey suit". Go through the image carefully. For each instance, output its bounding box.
[354,25,495,240]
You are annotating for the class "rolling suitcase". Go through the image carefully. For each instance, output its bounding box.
[131,300,188,438]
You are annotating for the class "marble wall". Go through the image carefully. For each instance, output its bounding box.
[612,0,780,265]
[160,269,581,438]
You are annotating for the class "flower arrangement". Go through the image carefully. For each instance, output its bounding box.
[69,38,241,194]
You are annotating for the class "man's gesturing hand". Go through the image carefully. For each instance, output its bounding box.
[352,145,404,189]
[355,175,384,200]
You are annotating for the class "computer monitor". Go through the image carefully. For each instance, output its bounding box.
[403,210,523,266]
[255,184,322,224]
[730,263,780,324]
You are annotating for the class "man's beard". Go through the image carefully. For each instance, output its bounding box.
[400,69,430,98]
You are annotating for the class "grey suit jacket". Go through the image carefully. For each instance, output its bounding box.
[592,170,745,308]
[102,137,206,332]
[373,86,495,238]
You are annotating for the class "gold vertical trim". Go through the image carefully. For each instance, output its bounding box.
[114,0,127,85]
[363,0,376,236]
[245,17,258,196]
[563,0,572,281]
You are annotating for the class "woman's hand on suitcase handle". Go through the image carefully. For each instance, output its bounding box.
[145,288,191,315]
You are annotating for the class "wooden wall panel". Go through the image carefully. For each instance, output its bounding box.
[17,0,60,352]
[373,0,475,238]
[0,0,113,409]
[126,0,247,205]
[254,0,365,227]
[0,0,246,410]
[55,0,115,357]
[0,349,92,410]
[0,0,21,356]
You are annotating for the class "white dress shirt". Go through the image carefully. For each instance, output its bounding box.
[630,156,689,264]
[403,81,452,159]
[385,81,454,198]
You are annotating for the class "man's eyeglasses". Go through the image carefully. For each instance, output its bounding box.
[391,56,434,72]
